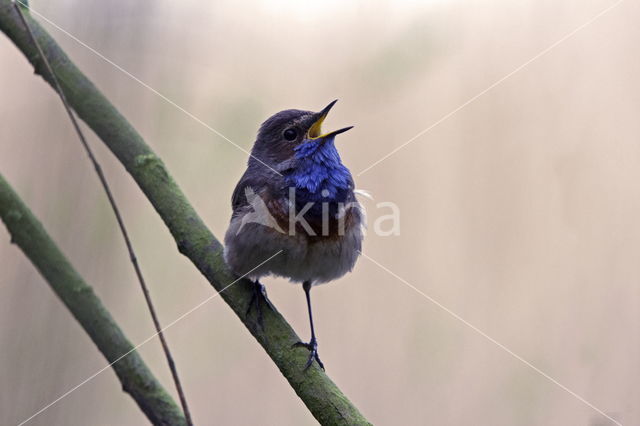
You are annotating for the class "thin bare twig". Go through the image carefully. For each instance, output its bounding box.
[11,2,193,424]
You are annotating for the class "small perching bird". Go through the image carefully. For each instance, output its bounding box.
[224,100,364,369]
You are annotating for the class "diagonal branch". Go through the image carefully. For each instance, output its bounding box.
[0,173,187,426]
[0,2,371,424]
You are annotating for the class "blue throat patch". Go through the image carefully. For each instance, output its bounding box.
[285,137,352,213]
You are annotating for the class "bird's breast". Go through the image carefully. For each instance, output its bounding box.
[263,189,361,241]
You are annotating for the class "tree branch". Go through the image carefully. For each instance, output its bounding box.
[0,2,371,424]
[0,173,186,426]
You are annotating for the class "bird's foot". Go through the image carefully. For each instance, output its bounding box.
[246,281,273,331]
[292,338,324,370]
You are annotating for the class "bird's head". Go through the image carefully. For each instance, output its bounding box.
[249,100,353,170]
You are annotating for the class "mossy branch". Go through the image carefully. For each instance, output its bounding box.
[0,2,371,424]
[0,173,187,426]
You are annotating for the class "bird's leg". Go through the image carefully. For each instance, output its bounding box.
[246,280,274,331]
[293,281,324,370]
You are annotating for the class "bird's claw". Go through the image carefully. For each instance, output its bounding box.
[292,338,324,370]
[246,281,273,332]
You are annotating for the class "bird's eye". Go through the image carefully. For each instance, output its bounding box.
[283,128,298,141]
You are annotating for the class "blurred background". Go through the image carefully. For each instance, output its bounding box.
[1,0,638,424]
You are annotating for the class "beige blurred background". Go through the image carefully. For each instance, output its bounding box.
[1,0,638,424]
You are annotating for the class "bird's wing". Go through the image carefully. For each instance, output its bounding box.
[231,169,253,215]
[231,167,285,218]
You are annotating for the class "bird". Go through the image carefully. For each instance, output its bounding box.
[223,100,364,370]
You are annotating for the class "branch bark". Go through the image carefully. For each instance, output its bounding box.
[0,2,371,425]
[0,173,186,426]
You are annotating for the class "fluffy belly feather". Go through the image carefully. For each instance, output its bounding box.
[223,207,363,285]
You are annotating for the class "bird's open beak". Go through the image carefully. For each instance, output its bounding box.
[306,100,353,140]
